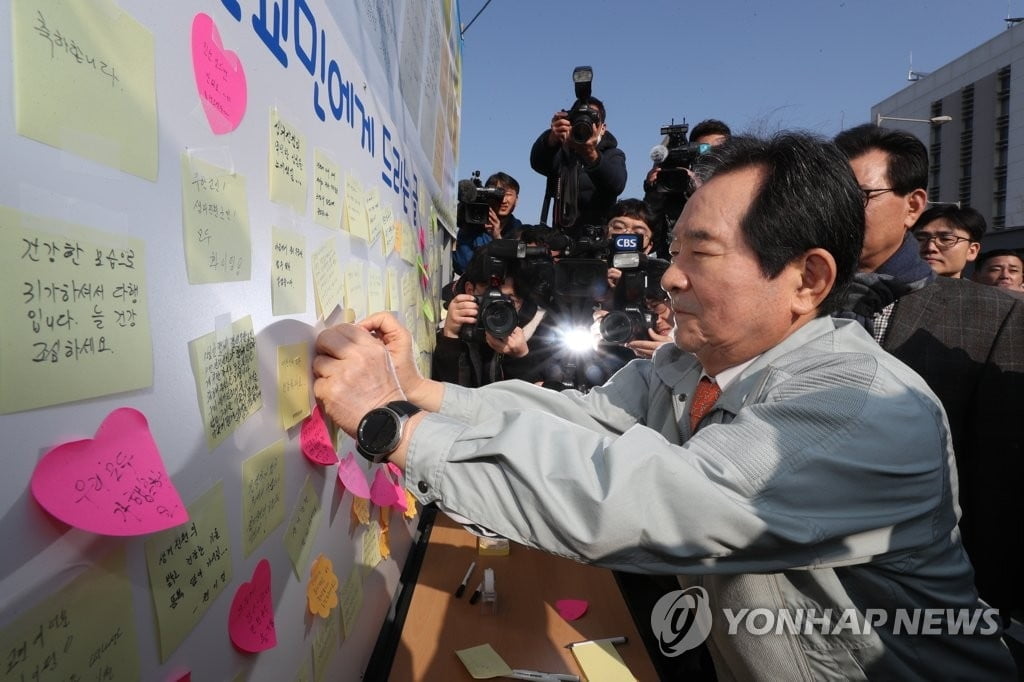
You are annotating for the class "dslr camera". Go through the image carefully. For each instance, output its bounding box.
[649,123,712,195]
[600,234,670,344]
[566,66,599,144]
[458,240,548,343]
[457,170,507,226]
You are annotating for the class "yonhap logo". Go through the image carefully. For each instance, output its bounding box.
[651,587,713,656]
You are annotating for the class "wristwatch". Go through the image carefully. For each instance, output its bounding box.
[355,400,422,463]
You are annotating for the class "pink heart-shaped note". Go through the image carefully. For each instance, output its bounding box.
[300,406,339,465]
[191,13,247,134]
[555,599,589,621]
[337,452,370,499]
[30,407,187,536]
[229,559,277,653]
[369,467,401,508]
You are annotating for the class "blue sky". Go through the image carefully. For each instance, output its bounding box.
[455,0,1015,225]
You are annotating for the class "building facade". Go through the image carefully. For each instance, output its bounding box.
[873,22,1024,252]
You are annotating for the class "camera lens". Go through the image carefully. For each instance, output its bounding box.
[571,120,593,144]
[481,300,518,339]
[600,311,642,345]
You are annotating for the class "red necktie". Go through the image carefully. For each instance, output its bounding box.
[689,377,722,433]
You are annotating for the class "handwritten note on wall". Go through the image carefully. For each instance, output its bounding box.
[343,175,369,240]
[188,316,263,450]
[311,239,344,320]
[181,154,251,284]
[284,477,322,578]
[0,206,152,414]
[313,149,341,229]
[312,604,341,682]
[271,225,307,316]
[364,187,383,246]
[277,342,311,430]
[344,261,366,320]
[269,108,307,214]
[144,481,233,661]
[190,12,247,135]
[242,440,285,557]
[11,0,157,180]
[0,549,141,681]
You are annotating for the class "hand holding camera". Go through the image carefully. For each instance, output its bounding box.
[443,294,481,339]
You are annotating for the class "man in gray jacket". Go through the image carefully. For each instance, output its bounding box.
[313,133,1016,679]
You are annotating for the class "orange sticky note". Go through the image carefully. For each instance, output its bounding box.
[351,497,370,525]
[307,555,339,618]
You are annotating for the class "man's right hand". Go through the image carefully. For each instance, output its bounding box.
[442,294,479,339]
[547,111,570,147]
[357,311,442,409]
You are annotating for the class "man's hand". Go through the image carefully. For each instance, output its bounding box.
[313,323,405,436]
[486,326,529,358]
[626,327,673,359]
[442,294,479,339]
[358,311,445,411]
[606,267,622,290]
[547,111,570,147]
[566,118,601,166]
[485,208,502,238]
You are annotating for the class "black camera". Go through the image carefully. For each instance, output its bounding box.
[459,287,519,343]
[457,170,506,226]
[649,123,712,195]
[600,234,669,344]
[567,66,598,144]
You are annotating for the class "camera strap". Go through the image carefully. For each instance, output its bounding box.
[556,160,581,228]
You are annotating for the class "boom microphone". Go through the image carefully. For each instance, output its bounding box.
[649,144,669,164]
[457,179,478,203]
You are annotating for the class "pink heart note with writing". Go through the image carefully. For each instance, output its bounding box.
[229,559,277,653]
[191,13,247,134]
[555,599,589,621]
[370,467,401,508]
[337,452,370,499]
[30,407,187,536]
[301,405,339,465]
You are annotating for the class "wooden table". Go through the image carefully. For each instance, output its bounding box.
[389,513,660,681]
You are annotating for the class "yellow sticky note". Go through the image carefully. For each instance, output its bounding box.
[181,154,251,283]
[269,108,308,213]
[367,268,385,315]
[0,206,153,414]
[344,260,366,320]
[381,203,397,257]
[144,481,233,662]
[393,218,404,256]
[188,316,263,450]
[351,496,370,526]
[385,268,400,311]
[312,604,341,682]
[12,0,157,180]
[277,342,311,429]
[271,225,307,315]
[284,476,322,578]
[311,238,344,320]
[455,644,513,679]
[242,440,285,557]
[569,640,638,682]
[361,521,382,573]
[307,555,339,618]
[339,570,363,638]
[365,187,383,245]
[399,221,416,264]
[378,507,391,560]
[0,548,140,680]
[313,149,341,229]
[344,175,370,240]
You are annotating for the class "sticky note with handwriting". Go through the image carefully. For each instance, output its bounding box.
[242,440,285,557]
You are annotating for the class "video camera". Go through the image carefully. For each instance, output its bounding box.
[649,123,712,195]
[458,240,549,344]
[599,234,670,344]
[567,66,599,144]
[457,170,506,227]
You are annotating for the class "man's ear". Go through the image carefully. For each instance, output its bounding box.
[966,241,981,262]
[790,248,837,316]
[904,189,929,228]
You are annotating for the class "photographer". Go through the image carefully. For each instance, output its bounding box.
[644,119,731,257]
[433,242,543,387]
[453,172,525,274]
[529,70,626,235]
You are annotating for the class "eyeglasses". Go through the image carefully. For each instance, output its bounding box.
[861,187,895,203]
[914,232,975,250]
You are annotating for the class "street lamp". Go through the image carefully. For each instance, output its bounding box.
[876,114,953,126]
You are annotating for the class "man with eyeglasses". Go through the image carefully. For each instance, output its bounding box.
[835,123,1024,624]
[912,204,985,278]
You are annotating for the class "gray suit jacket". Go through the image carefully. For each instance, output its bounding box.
[885,276,1024,611]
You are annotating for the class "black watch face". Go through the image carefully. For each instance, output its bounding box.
[358,408,399,455]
